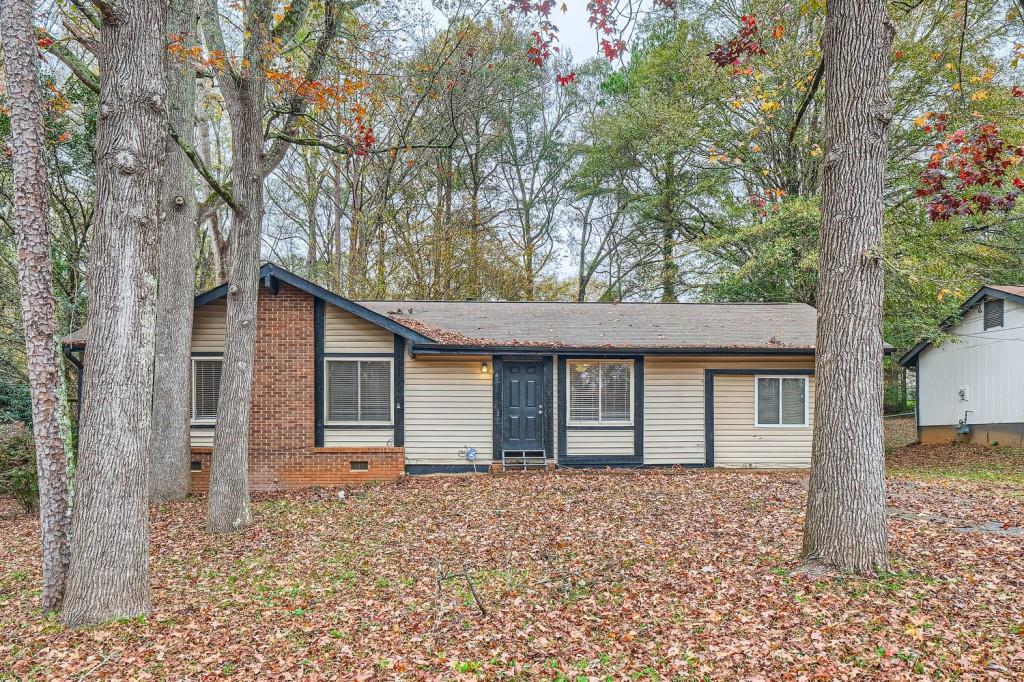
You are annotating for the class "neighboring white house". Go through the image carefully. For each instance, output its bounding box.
[899,285,1024,447]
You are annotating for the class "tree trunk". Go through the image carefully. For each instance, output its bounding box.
[798,0,893,576]
[150,0,199,503]
[62,0,167,627]
[331,157,343,290]
[0,0,72,614]
[660,157,678,303]
[205,32,270,533]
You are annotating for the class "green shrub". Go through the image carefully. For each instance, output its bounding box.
[0,423,38,513]
[0,380,33,424]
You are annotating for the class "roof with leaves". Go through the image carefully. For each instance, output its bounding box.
[358,300,817,351]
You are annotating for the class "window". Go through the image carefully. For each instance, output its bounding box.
[755,376,808,427]
[192,358,222,422]
[568,360,632,425]
[983,298,1004,330]
[326,359,392,424]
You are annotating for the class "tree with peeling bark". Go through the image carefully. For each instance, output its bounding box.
[149,0,200,504]
[60,0,168,627]
[796,0,894,576]
[0,0,72,613]
[194,0,360,533]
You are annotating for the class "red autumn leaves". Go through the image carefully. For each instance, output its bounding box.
[918,122,1024,221]
[708,15,768,69]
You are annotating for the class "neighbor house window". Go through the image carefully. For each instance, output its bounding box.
[983,298,1004,330]
[568,360,632,425]
[326,359,392,424]
[755,376,808,427]
[192,358,222,422]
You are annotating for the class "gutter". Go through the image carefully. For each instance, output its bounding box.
[409,345,818,357]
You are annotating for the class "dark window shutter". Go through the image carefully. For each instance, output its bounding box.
[983,298,1004,330]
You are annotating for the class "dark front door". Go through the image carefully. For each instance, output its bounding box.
[503,361,545,452]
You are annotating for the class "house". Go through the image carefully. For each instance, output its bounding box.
[899,284,1024,447]
[65,263,820,491]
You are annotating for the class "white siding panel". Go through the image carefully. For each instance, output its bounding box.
[324,304,394,353]
[191,300,226,353]
[566,429,634,457]
[643,359,704,465]
[713,375,814,468]
[190,427,214,448]
[918,300,1024,427]
[404,356,492,465]
[324,428,394,447]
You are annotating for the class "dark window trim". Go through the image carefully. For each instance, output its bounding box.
[314,299,325,447]
[393,336,405,447]
[558,355,643,465]
[704,367,814,467]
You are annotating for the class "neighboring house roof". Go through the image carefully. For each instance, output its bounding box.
[63,263,820,354]
[358,300,817,353]
[898,284,1024,367]
[63,328,87,348]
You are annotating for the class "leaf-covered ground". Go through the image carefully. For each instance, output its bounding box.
[1,460,1022,680]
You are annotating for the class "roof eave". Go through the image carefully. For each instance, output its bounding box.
[897,285,1024,367]
[194,263,435,345]
[410,344,817,357]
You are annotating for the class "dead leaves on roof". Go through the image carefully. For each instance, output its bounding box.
[1,468,1022,679]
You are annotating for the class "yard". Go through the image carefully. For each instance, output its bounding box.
[1,447,1022,680]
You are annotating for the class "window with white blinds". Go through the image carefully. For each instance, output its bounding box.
[326,359,392,423]
[568,360,632,425]
[755,376,807,427]
[192,358,222,422]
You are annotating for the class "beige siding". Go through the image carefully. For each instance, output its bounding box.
[191,299,226,353]
[325,304,393,353]
[190,427,214,448]
[713,374,815,468]
[565,429,634,457]
[643,359,704,465]
[324,428,394,447]
[404,356,492,465]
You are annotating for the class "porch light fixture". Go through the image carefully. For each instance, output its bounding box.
[481,361,489,374]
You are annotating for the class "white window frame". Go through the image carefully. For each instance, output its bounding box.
[754,375,809,428]
[324,357,394,426]
[567,359,634,427]
[191,355,222,424]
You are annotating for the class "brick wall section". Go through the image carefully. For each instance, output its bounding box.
[189,447,404,493]
[189,283,404,493]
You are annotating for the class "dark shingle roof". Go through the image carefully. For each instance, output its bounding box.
[358,300,817,350]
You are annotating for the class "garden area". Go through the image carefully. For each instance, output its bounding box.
[1,444,1022,680]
